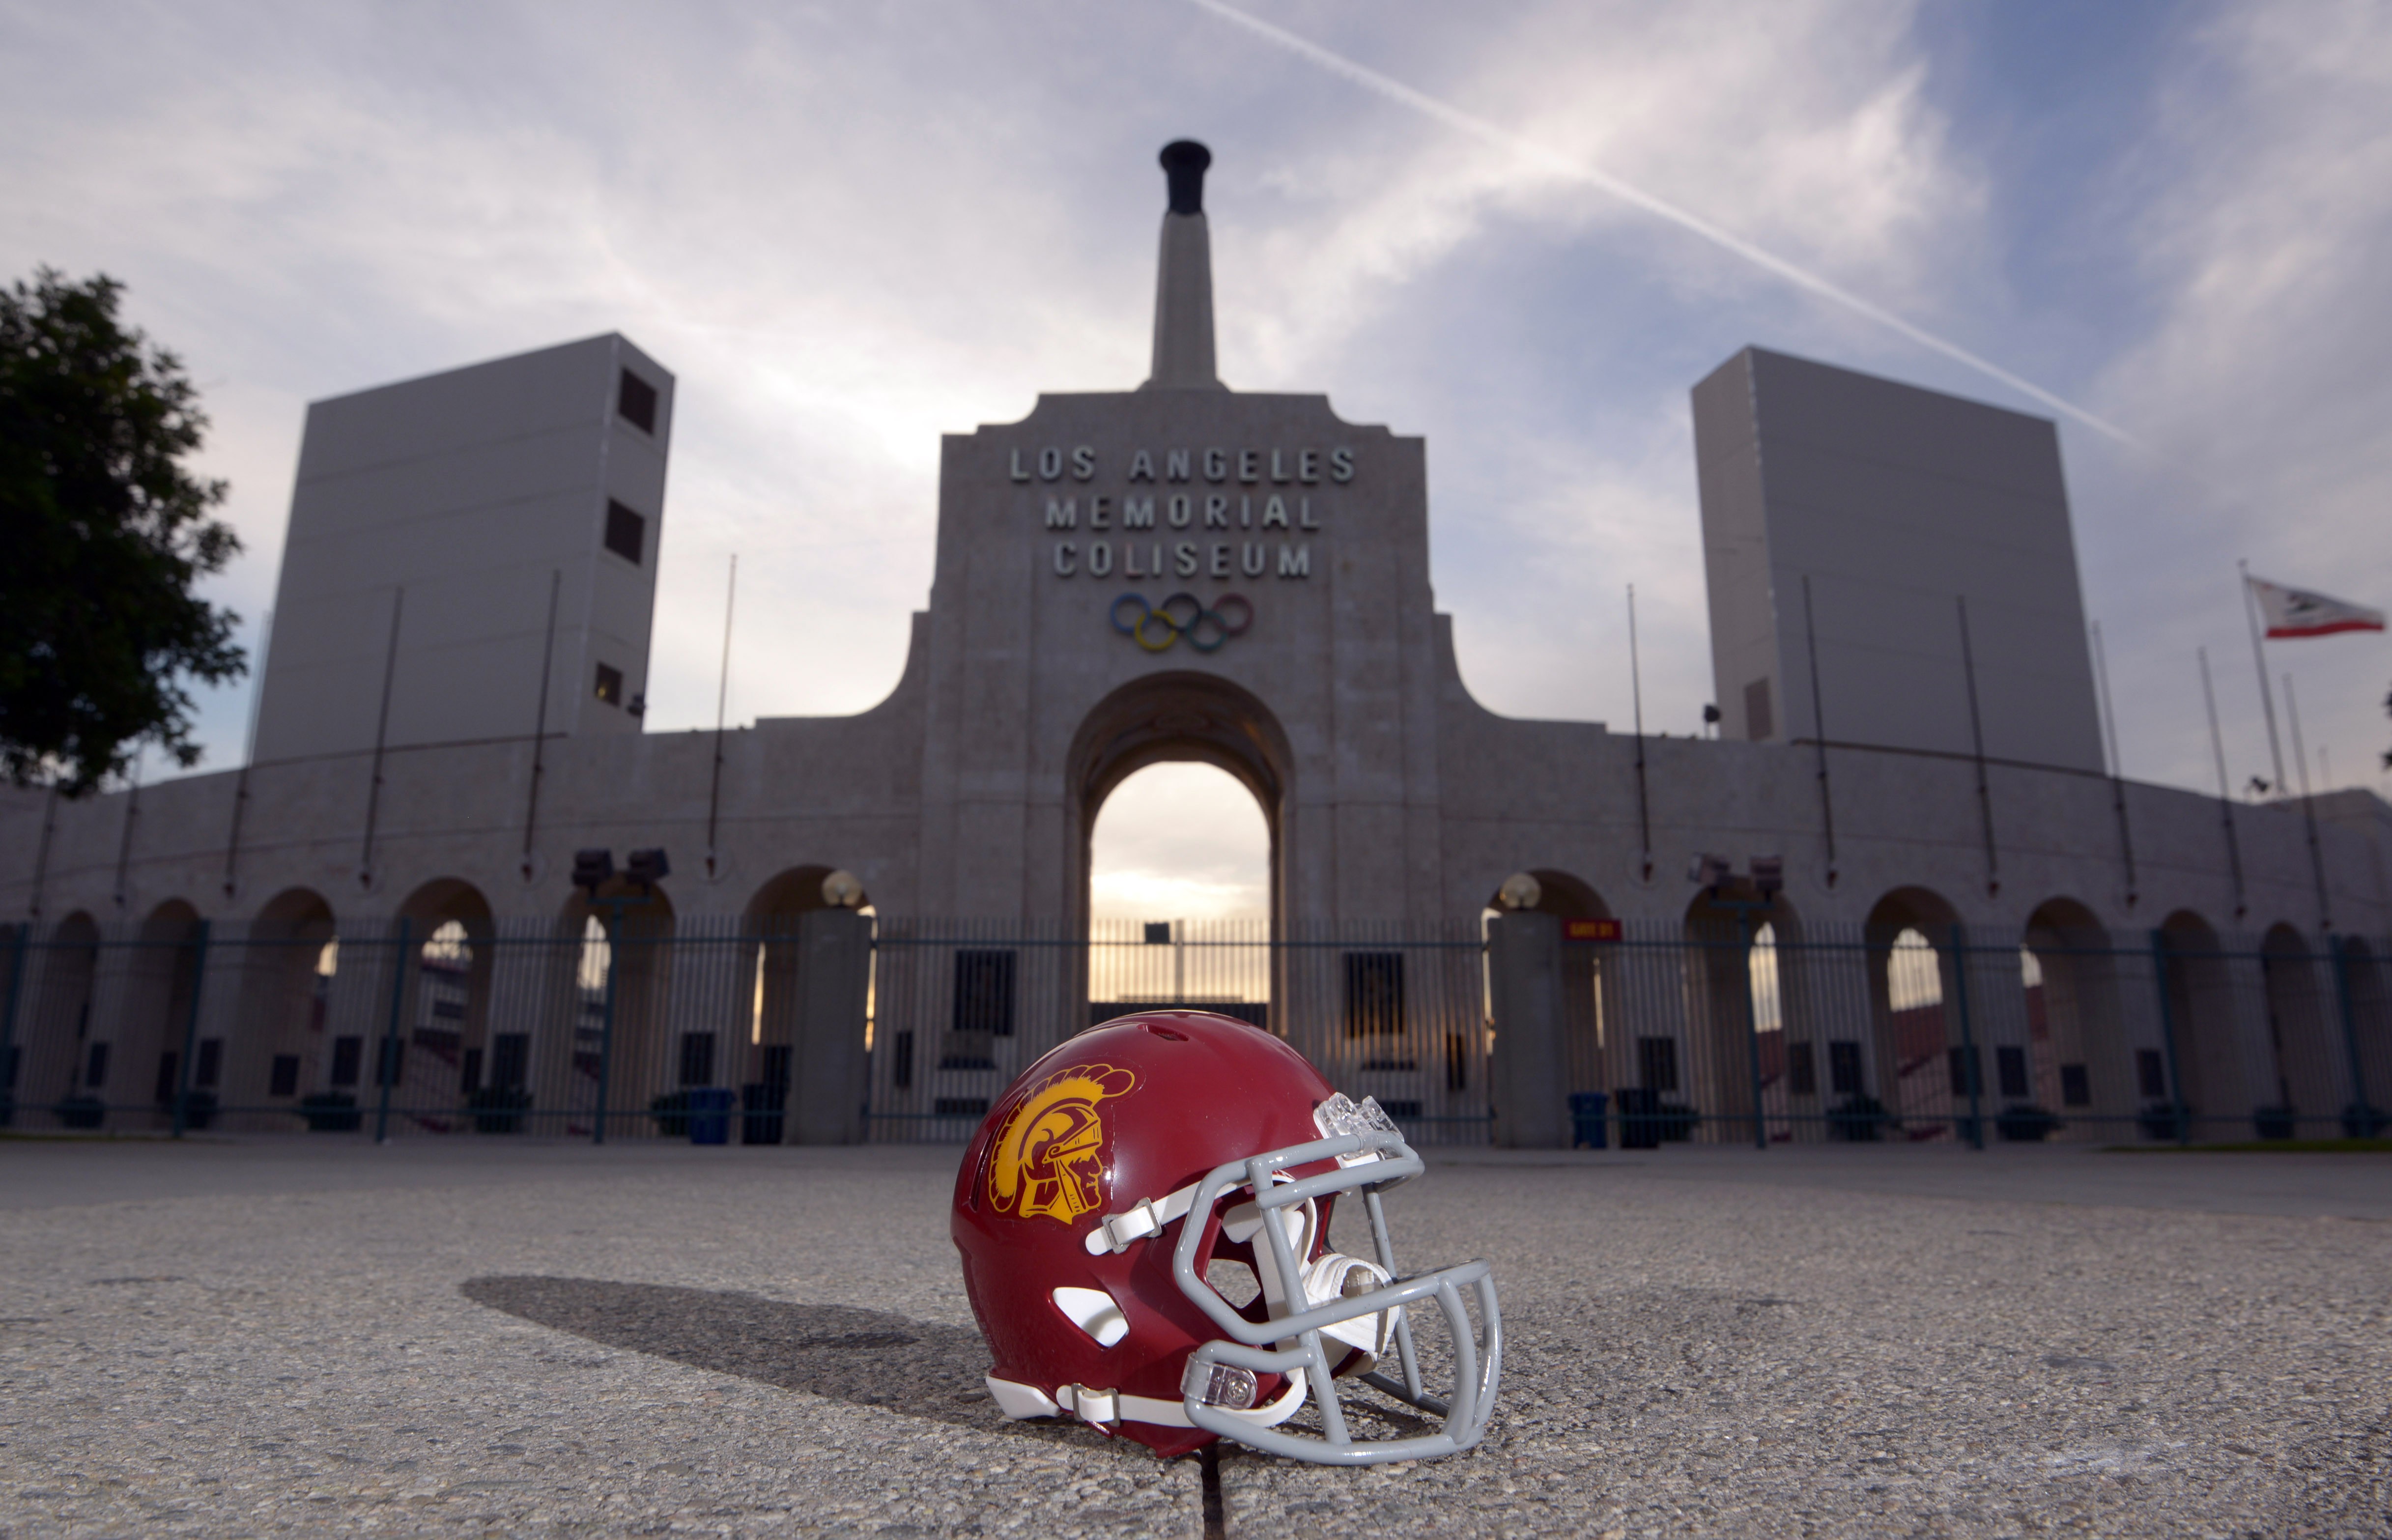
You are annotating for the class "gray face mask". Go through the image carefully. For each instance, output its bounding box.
[1161,1094,1503,1463]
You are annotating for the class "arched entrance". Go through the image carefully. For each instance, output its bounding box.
[1864,886,1964,1140]
[117,899,203,1131]
[559,878,676,1137]
[22,913,101,1128]
[231,887,338,1129]
[1066,671,1293,1046]
[1496,871,1615,1126]
[1065,671,1293,941]
[395,879,497,1131]
[740,864,861,1143]
[1087,763,1271,1025]
[1683,881,1800,1145]
[2259,923,2334,1138]
[2021,897,2126,1141]
[2156,910,2242,1140]
[2341,939,2392,1125]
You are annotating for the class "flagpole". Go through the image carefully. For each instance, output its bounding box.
[2090,621,2136,908]
[2283,673,2332,933]
[1627,583,1652,883]
[2197,647,2247,920]
[2237,559,2288,797]
[705,553,738,880]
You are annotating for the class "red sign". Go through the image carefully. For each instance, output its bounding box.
[1564,918,1623,942]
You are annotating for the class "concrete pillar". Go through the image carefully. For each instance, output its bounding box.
[1143,141,1226,392]
[791,909,871,1144]
[1488,911,1569,1148]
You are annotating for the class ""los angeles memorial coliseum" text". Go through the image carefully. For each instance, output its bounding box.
[1023,444,1353,582]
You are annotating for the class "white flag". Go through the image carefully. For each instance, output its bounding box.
[2248,577,2385,639]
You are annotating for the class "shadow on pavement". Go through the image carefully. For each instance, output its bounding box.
[461,1275,1082,1444]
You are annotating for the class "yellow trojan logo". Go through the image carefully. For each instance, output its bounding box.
[986,1063,1139,1225]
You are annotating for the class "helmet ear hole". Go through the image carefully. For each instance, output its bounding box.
[1204,1256,1261,1309]
[1052,1285,1129,1347]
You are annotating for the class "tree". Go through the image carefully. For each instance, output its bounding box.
[1,269,245,796]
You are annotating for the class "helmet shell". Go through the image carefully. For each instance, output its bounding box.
[951,1010,1340,1456]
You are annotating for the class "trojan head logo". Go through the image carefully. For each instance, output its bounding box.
[986,1063,1138,1225]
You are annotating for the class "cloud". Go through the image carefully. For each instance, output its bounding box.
[1090,763,1271,920]
[10,0,2384,828]
[2085,0,2392,796]
[1207,0,1996,392]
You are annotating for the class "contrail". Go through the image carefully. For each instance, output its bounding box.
[1185,0,2138,446]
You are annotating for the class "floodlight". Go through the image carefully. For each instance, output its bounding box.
[1687,854,1731,889]
[626,848,671,887]
[571,848,615,893]
[1751,855,1785,898]
[1496,871,1542,911]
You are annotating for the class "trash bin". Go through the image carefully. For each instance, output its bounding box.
[1568,1092,1608,1149]
[686,1087,735,1145]
[1615,1087,1663,1150]
[741,1081,787,1145]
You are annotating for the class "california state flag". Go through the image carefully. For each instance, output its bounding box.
[2248,577,2386,639]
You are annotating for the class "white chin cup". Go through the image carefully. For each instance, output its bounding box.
[1303,1252,1396,1371]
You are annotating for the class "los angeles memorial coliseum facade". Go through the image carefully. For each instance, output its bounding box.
[3,144,2387,1150]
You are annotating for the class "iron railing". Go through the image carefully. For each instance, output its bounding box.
[0,915,2383,1149]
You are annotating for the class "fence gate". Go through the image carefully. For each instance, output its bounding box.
[864,918,1494,1143]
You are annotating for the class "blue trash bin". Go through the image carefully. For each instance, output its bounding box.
[687,1087,735,1145]
[1568,1091,1608,1149]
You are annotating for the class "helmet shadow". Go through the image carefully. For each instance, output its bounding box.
[461,1275,1101,1449]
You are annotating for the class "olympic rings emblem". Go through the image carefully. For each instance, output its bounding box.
[1109,592,1253,653]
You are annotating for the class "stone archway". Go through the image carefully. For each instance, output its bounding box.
[394,879,497,1127]
[116,899,204,1130]
[1680,883,1803,1145]
[1061,672,1292,1072]
[740,865,855,1138]
[2342,939,2392,1121]
[229,887,338,1128]
[1863,886,1964,1138]
[2021,896,2126,1139]
[2259,923,2334,1136]
[558,879,677,1135]
[21,913,101,1127]
[1065,670,1294,941]
[1500,871,1615,1120]
[2157,909,2241,1139]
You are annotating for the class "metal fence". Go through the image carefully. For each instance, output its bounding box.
[1570,919,2392,1148]
[0,914,2385,1148]
[865,918,1490,1143]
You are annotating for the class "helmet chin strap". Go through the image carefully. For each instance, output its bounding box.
[984,1367,1310,1431]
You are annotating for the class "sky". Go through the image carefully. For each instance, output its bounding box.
[7,0,2390,920]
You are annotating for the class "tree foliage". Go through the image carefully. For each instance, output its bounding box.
[0,269,245,796]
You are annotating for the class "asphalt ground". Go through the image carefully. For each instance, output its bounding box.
[0,1136,2386,1538]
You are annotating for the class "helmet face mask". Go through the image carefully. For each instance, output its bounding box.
[952,1013,1502,1465]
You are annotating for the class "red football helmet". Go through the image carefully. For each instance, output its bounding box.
[951,1009,1501,1463]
